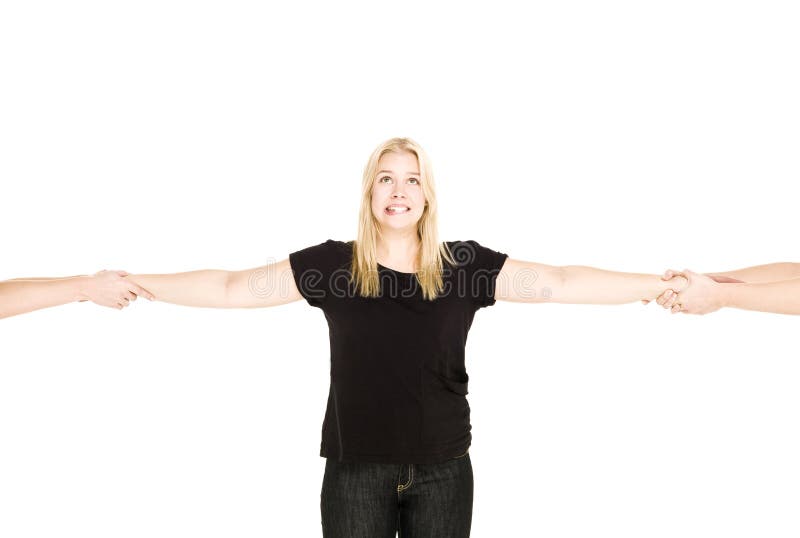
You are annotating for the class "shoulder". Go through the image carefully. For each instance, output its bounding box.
[444,239,508,270]
[328,239,353,254]
[289,239,352,272]
[291,238,350,254]
[446,240,510,308]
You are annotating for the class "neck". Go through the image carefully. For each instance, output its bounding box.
[376,229,421,268]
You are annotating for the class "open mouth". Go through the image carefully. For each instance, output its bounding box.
[385,205,411,215]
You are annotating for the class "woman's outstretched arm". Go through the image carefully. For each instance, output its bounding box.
[122,257,303,309]
[494,258,687,304]
[0,270,154,319]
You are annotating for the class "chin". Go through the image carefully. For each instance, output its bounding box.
[376,217,422,231]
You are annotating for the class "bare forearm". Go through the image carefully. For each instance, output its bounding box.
[0,277,90,319]
[6,275,85,281]
[558,266,685,304]
[719,278,800,315]
[708,263,800,284]
[124,270,230,308]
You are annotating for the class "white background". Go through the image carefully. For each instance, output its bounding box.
[1,1,799,537]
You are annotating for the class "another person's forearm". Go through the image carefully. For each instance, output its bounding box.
[707,263,800,284]
[558,266,685,304]
[717,278,800,315]
[0,277,90,319]
[124,270,230,308]
[6,275,84,281]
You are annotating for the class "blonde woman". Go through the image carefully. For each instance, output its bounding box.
[120,137,686,537]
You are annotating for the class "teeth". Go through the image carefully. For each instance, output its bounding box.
[387,206,409,211]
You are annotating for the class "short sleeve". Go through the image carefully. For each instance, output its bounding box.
[454,239,509,309]
[289,239,343,308]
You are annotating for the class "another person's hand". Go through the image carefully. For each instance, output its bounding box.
[644,270,743,310]
[638,270,686,306]
[644,268,686,308]
[80,270,155,310]
[654,269,726,314]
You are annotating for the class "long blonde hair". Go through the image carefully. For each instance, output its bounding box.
[350,137,456,301]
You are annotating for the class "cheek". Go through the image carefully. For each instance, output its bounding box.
[371,184,386,200]
[370,195,384,216]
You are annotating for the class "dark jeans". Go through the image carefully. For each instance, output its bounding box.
[320,451,473,537]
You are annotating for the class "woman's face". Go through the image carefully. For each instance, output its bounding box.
[370,150,427,233]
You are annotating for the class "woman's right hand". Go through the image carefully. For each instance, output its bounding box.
[80,270,155,310]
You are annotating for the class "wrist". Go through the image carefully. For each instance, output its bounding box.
[73,275,92,302]
[717,282,736,309]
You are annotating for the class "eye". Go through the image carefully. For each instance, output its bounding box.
[379,176,392,183]
[408,178,420,185]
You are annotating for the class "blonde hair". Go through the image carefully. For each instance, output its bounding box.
[350,137,456,301]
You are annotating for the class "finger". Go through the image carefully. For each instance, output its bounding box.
[116,270,130,277]
[668,270,689,281]
[664,269,684,280]
[671,303,682,314]
[641,300,650,305]
[124,291,136,302]
[129,283,155,301]
[665,293,678,307]
[656,290,672,306]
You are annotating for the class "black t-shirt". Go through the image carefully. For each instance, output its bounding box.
[289,239,509,464]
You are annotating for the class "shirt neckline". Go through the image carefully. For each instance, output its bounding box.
[377,262,416,276]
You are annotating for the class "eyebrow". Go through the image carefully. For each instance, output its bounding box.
[377,170,420,175]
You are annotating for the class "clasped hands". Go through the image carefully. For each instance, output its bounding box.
[646,269,742,315]
[78,270,154,310]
